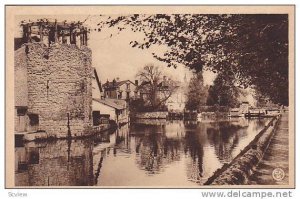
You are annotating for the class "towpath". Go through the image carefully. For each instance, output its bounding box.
[249,112,289,185]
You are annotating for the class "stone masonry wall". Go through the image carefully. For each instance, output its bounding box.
[15,47,29,106]
[135,111,168,119]
[22,43,92,138]
[14,47,29,131]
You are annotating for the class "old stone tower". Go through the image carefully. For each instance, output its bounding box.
[15,20,93,138]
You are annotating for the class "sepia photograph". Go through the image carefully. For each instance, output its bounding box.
[5,5,295,188]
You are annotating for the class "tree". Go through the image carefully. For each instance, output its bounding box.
[254,91,269,108]
[253,90,279,108]
[206,73,240,107]
[185,72,208,111]
[137,64,178,110]
[96,14,289,105]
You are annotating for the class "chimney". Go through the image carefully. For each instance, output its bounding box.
[135,80,138,86]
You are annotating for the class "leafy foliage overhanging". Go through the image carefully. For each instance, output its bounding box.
[96,14,289,105]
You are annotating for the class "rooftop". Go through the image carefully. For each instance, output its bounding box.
[103,79,136,89]
[93,98,126,110]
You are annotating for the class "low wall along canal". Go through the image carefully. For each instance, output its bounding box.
[205,115,281,185]
[134,111,168,119]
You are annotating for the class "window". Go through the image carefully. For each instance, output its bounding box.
[126,92,130,99]
[92,111,101,126]
[17,107,27,116]
[28,148,39,164]
[28,114,39,126]
[118,91,122,99]
[80,80,86,92]
[126,83,130,90]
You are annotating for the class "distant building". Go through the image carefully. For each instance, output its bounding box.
[166,91,186,112]
[102,78,138,100]
[166,77,188,112]
[240,101,250,113]
[138,76,180,110]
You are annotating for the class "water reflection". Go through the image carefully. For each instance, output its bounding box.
[206,122,245,163]
[184,129,204,183]
[15,140,94,186]
[133,124,182,175]
[15,117,269,186]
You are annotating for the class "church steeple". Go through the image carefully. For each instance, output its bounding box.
[184,73,187,83]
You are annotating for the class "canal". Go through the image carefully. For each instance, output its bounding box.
[15,118,270,187]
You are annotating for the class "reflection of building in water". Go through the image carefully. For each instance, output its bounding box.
[92,124,131,184]
[93,148,107,185]
[164,121,186,139]
[15,140,93,186]
[114,124,131,153]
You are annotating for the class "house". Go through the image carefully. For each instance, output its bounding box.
[240,101,250,114]
[166,92,185,112]
[91,68,110,131]
[102,78,138,100]
[166,80,187,112]
[138,81,152,102]
[92,76,130,127]
[138,76,180,110]
[92,98,129,126]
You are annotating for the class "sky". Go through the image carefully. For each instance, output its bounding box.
[15,15,216,85]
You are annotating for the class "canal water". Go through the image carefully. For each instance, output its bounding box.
[15,118,269,187]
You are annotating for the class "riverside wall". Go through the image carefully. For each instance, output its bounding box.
[205,115,281,185]
[134,111,168,119]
